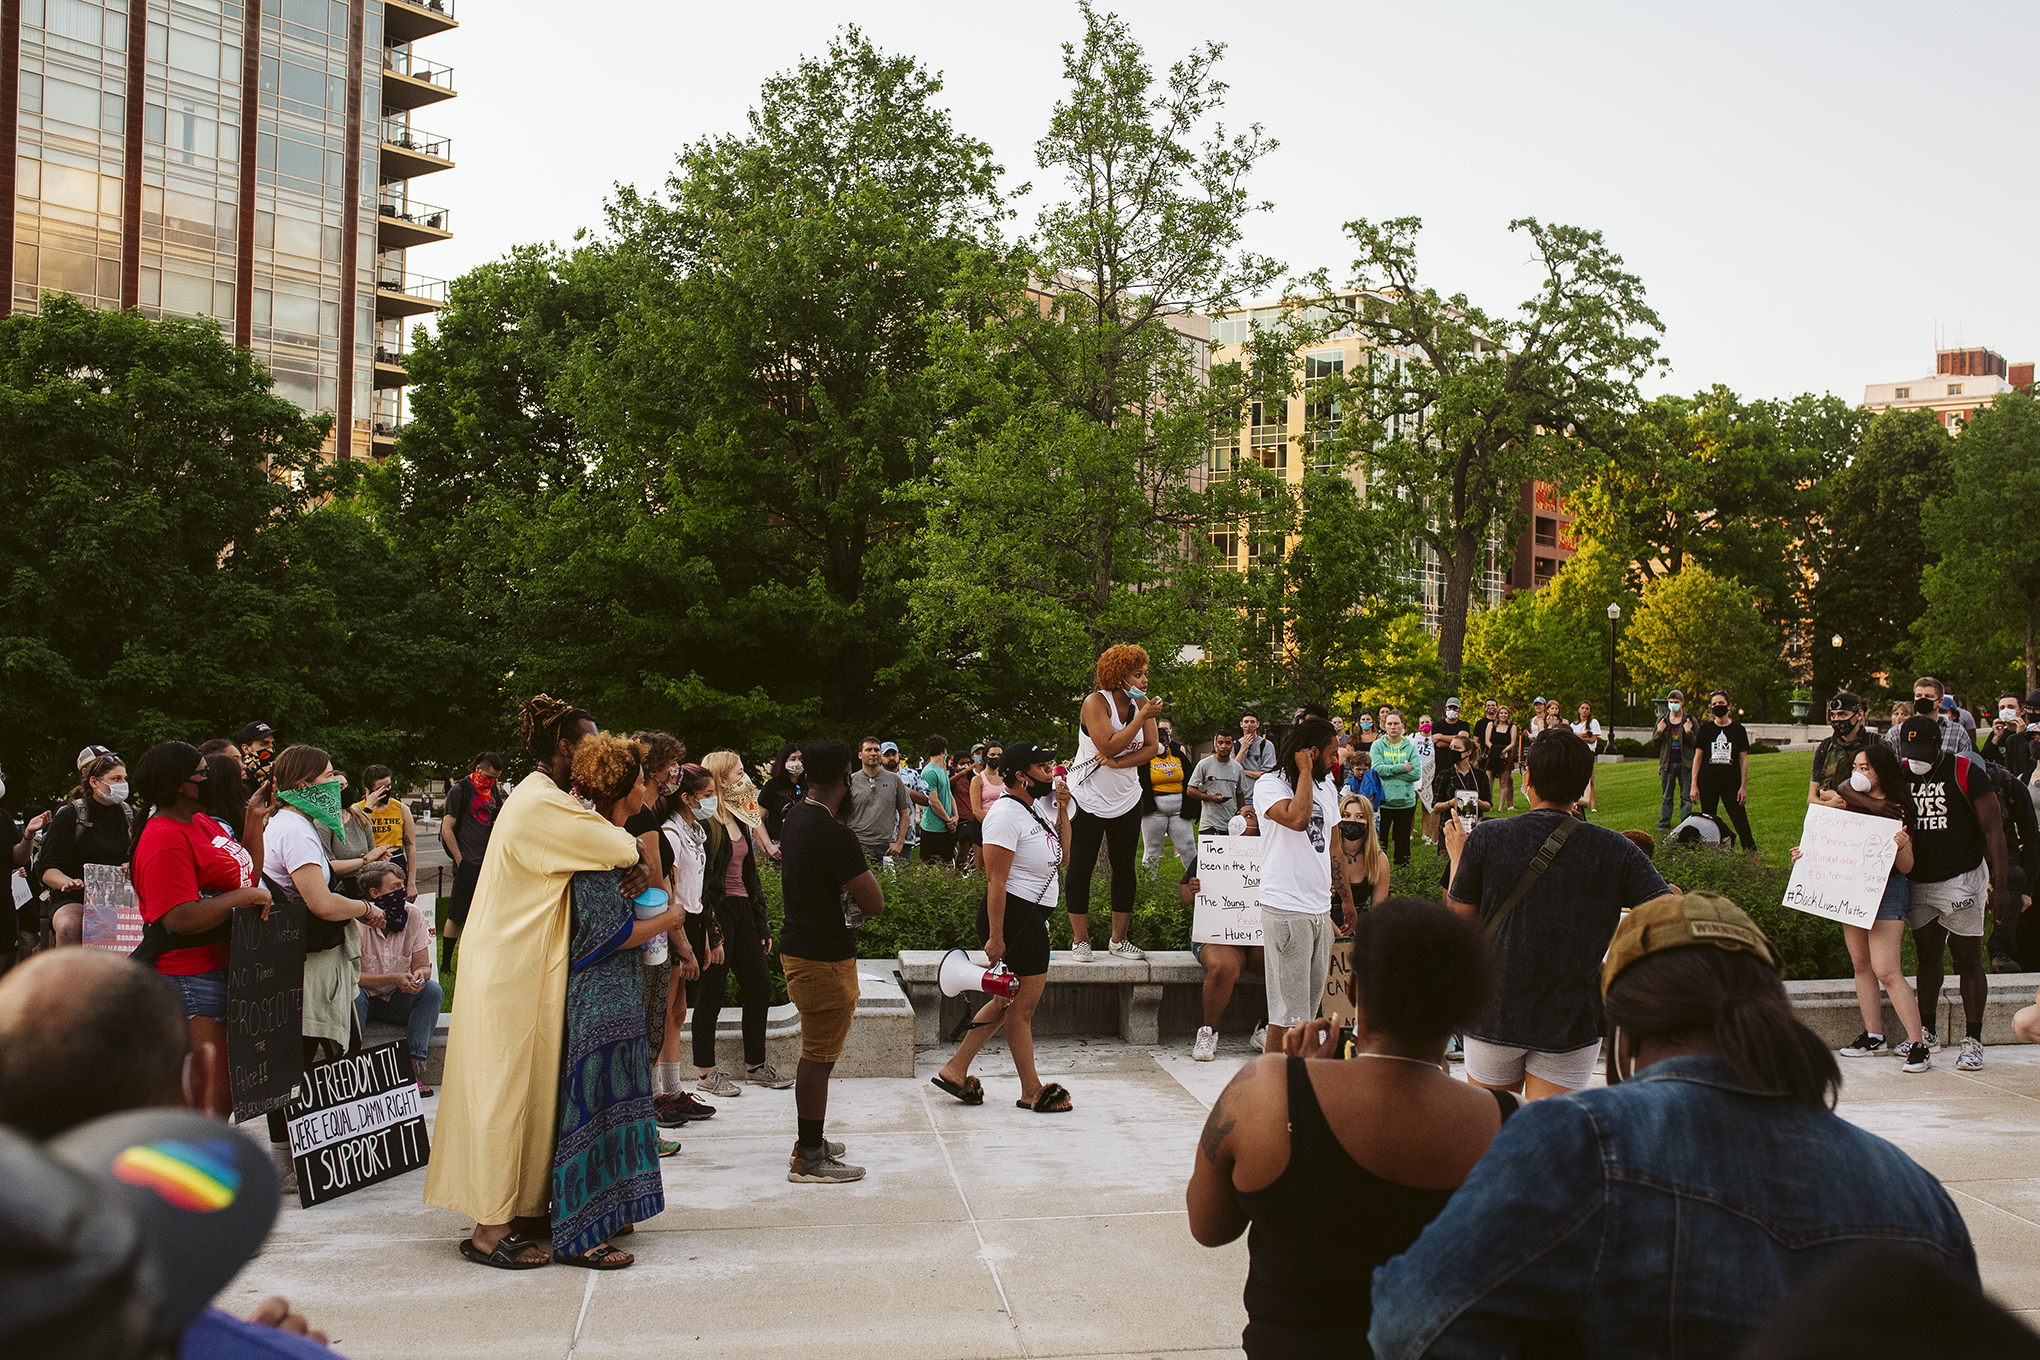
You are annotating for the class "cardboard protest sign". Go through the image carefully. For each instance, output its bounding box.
[1192,834,1263,945]
[1781,804,1901,928]
[1319,936,1356,1029]
[228,900,306,1121]
[284,1044,430,1207]
[80,862,143,953]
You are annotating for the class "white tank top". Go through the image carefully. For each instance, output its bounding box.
[1070,689,1145,818]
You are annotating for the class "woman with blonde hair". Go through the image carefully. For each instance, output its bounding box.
[1065,644,1163,961]
[690,750,791,1095]
[1335,793,1392,924]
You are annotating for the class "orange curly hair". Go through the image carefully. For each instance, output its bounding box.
[571,732,644,804]
[1094,644,1150,693]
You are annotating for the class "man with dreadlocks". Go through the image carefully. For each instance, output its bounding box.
[425,696,652,1269]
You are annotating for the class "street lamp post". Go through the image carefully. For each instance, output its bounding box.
[1607,602,1622,732]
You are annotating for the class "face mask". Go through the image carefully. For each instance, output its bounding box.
[1338,821,1365,841]
[1359,720,1373,731]
[103,781,129,803]
[697,795,719,818]
[1712,704,1729,717]
[372,886,409,935]
[2002,710,2020,724]
[1905,758,1933,776]
[1445,710,1459,719]
[1849,770,1874,792]
[1668,702,1682,714]
[470,772,496,797]
[786,760,804,776]
[1025,776,1054,800]
[1158,730,1172,743]
[1123,683,1147,700]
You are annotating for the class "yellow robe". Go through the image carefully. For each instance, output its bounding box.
[423,771,639,1224]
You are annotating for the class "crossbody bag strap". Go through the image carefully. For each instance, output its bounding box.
[1483,816,1578,938]
[1015,799,1065,900]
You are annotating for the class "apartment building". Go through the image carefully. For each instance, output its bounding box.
[1,0,456,460]
[1863,346,2035,433]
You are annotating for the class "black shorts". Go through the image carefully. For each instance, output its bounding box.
[956,818,982,845]
[920,830,957,863]
[977,892,1052,977]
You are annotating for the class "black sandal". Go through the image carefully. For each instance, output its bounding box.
[931,1074,985,1105]
[458,1233,549,1270]
[1018,1082,1072,1113]
[553,1241,634,1270]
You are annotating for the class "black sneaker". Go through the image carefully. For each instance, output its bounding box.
[1839,1031,1889,1057]
[676,1091,717,1120]
[1901,1041,1932,1073]
[1989,952,2024,975]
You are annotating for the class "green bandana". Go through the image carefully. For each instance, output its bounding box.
[277,781,345,835]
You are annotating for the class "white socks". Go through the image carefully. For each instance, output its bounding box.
[654,1061,685,1095]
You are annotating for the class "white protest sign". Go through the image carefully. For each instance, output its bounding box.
[1193,835,1263,945]
[1781,803,1900,928]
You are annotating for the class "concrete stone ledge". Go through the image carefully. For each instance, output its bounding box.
[899,949,1265,1048]
[1783,973,2038,1048]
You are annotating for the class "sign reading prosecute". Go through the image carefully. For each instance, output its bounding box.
[1781,804,1902,929]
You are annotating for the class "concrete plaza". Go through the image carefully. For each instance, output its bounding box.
[219,1035,2040,1359]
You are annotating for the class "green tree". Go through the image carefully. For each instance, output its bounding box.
[1618,567,1777,707]
[1298,216,1665,718]
[1813,407,1948,701]
[1916,393,2040,695]
[1465,542,1636,715]
[1279,475,1407,708]
[0,296,332,795]
[912,2,1283,715]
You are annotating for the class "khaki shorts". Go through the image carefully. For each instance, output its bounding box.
[1907,862,1987,937]
[782,955,859,1063]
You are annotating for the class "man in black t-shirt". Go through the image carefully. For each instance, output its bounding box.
[1893,718,2009,1070]
[777,738,886,1184]
[1690,689,1757,852]
[1434,697,1473,743]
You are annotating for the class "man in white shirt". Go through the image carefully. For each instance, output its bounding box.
[1252,716,1342,1056]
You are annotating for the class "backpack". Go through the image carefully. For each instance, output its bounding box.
[1354,769,1384,806]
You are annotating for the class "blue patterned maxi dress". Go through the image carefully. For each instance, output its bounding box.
[550,867,664,1257]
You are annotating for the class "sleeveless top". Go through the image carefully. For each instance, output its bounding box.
[367,799,404,848]
[1070,689,1145,818]
[1485,721,1515,763]
[1236,1057,1518,1357]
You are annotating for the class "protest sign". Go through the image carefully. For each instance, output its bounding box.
[284,1044,431,1207]
[1192,834,1263,945]
[228,898,306,1121]
[80,862,143,953]
[1781,803,1901,928]
[1319,936,1355,1029]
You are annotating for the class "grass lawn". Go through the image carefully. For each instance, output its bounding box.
[1559,750,1817,856]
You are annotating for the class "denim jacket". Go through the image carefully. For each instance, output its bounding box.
[1369,1055,1975,1359]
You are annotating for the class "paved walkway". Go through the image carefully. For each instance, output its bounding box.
[218,1037,2040,1358]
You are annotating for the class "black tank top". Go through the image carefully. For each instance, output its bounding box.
[1234,1056,1517,1358]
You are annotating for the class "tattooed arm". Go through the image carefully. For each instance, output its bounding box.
[1187,1063,1261,1247]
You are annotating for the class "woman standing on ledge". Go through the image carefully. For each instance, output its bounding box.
[1064,644,1162,962]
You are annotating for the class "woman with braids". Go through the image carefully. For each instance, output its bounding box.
[1371,892,1975,1357]
[426,695,649,1271]
[546,732,685,1269]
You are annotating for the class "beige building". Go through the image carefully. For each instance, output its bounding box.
[1862,347,2034,433]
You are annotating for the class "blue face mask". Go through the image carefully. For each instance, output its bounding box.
[697,795,719,818]
[1125,685,1146,700]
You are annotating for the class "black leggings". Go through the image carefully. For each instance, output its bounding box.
[1067,803,1141,918]
[692,895,770,1068]
[1379,805,1415,866]
[1696,774,1757,850]
[1912,921,1986,1036]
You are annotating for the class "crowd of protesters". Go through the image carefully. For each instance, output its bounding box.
[7,654,2040,1359]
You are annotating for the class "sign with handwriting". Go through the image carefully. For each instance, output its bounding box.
[1192,835,1263,945]
[1782,804,1901,928]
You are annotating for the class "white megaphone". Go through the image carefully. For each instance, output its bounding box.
[937,947,1021,999]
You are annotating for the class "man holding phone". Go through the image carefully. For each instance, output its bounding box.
[361,764,419,902]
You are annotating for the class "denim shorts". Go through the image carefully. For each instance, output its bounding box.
[1875,872,1910,923]
[167,969,228,1021]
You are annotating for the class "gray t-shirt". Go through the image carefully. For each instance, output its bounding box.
[1447,809,1670,1052]
[1189,755,1247,831]
[1238,736,1275,778]
[846,768,911,848]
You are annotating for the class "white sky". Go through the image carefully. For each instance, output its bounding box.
[419,0,2039,401]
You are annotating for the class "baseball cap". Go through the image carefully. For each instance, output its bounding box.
[1667,688,1685,701]
[1896,716,1943,760]
[76,745,118,770]
[1937,695,1957,712]
[1602,891,1782,998]
[878,741,898,755]
[233,722,273,746]
[1533,695,1545,705]
[1828,691,1864,713]
[998,742,1057,776]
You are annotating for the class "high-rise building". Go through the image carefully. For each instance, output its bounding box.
[2,0,456,460]
[1863,347,2035,434]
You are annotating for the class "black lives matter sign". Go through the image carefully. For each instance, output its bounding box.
[284,1044,431,1207]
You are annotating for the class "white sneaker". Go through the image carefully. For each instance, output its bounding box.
[1251,1022,1268,1053]
[1108,938,1146,961]
[1192,1026,1218,1061]
[1956,1036,1983,1071]
[1070,940,1094,962]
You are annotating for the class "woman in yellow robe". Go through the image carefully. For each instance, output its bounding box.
[425,696,644,1268]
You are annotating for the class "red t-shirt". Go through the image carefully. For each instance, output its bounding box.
[133,812,254,975]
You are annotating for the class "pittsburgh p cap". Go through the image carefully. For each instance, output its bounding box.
[1602,891,1782,998]
[1895,716,1943,760]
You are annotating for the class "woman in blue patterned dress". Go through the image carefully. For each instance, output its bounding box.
[551,733,686,1269]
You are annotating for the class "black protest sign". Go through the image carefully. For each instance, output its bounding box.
[228,896,306,1121]
[285,1044,431,1207]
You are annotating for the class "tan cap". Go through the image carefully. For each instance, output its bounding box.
[1601,891,1782,998]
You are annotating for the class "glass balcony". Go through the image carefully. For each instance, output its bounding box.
[378,119,453,182]
[376,193,451,249]
[381,48,456,112]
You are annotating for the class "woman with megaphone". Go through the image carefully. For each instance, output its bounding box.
[931,743,1074,1113]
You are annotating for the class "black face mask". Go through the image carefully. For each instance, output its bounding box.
[1712,704,1730,717]
[1025,776,1054,800]
[1338,821,1366,841]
